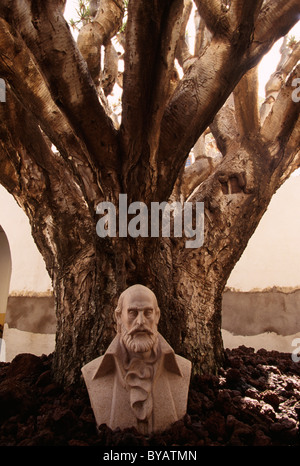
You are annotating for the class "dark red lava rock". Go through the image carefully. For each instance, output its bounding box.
[262,390,280,409]
[6,353,44,381]
[0,348,300,446]
[0,379,37,422]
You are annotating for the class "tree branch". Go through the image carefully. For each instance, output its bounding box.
[157,37,236,200]
[233,66,260,137]
[0,127,21,197]
[174,4,299,265]
[250,0,300,64]
[180,153,222,201]
[260,38,300,124]
[77,0,124,83]
[278,133,300,187]
[0,85,101,219]
[175,0,193,71]
[0,93,98,281]
[0,86,97,246]
[0,90,51,220]
[156,0,299,201]
[194,10,212,55]
[194,0,231,36]
[0,24,104,206]
[261,64,300,148]
[120,0,184,197]
[210,97,240,156]
[229,0,264,37]
[101,41,119,96]
[285,119,300,168]
[195,0,263,40]
[0,0,120,194]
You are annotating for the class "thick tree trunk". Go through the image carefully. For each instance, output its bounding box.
[170,267,225,376]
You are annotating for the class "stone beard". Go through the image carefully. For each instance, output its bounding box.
[120,321,157,353]
[119,323,160,433]
[81,284,192,434]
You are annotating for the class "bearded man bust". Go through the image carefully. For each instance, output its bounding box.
[81,284,192,434]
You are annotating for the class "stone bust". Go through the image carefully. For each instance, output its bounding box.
[81,284,191,435]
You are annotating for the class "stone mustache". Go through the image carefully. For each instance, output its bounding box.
[81,284,192,434]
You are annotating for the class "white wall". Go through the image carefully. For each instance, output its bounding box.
[227,174,300,291]
[224,173,300,353]
[0,185,52,295]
